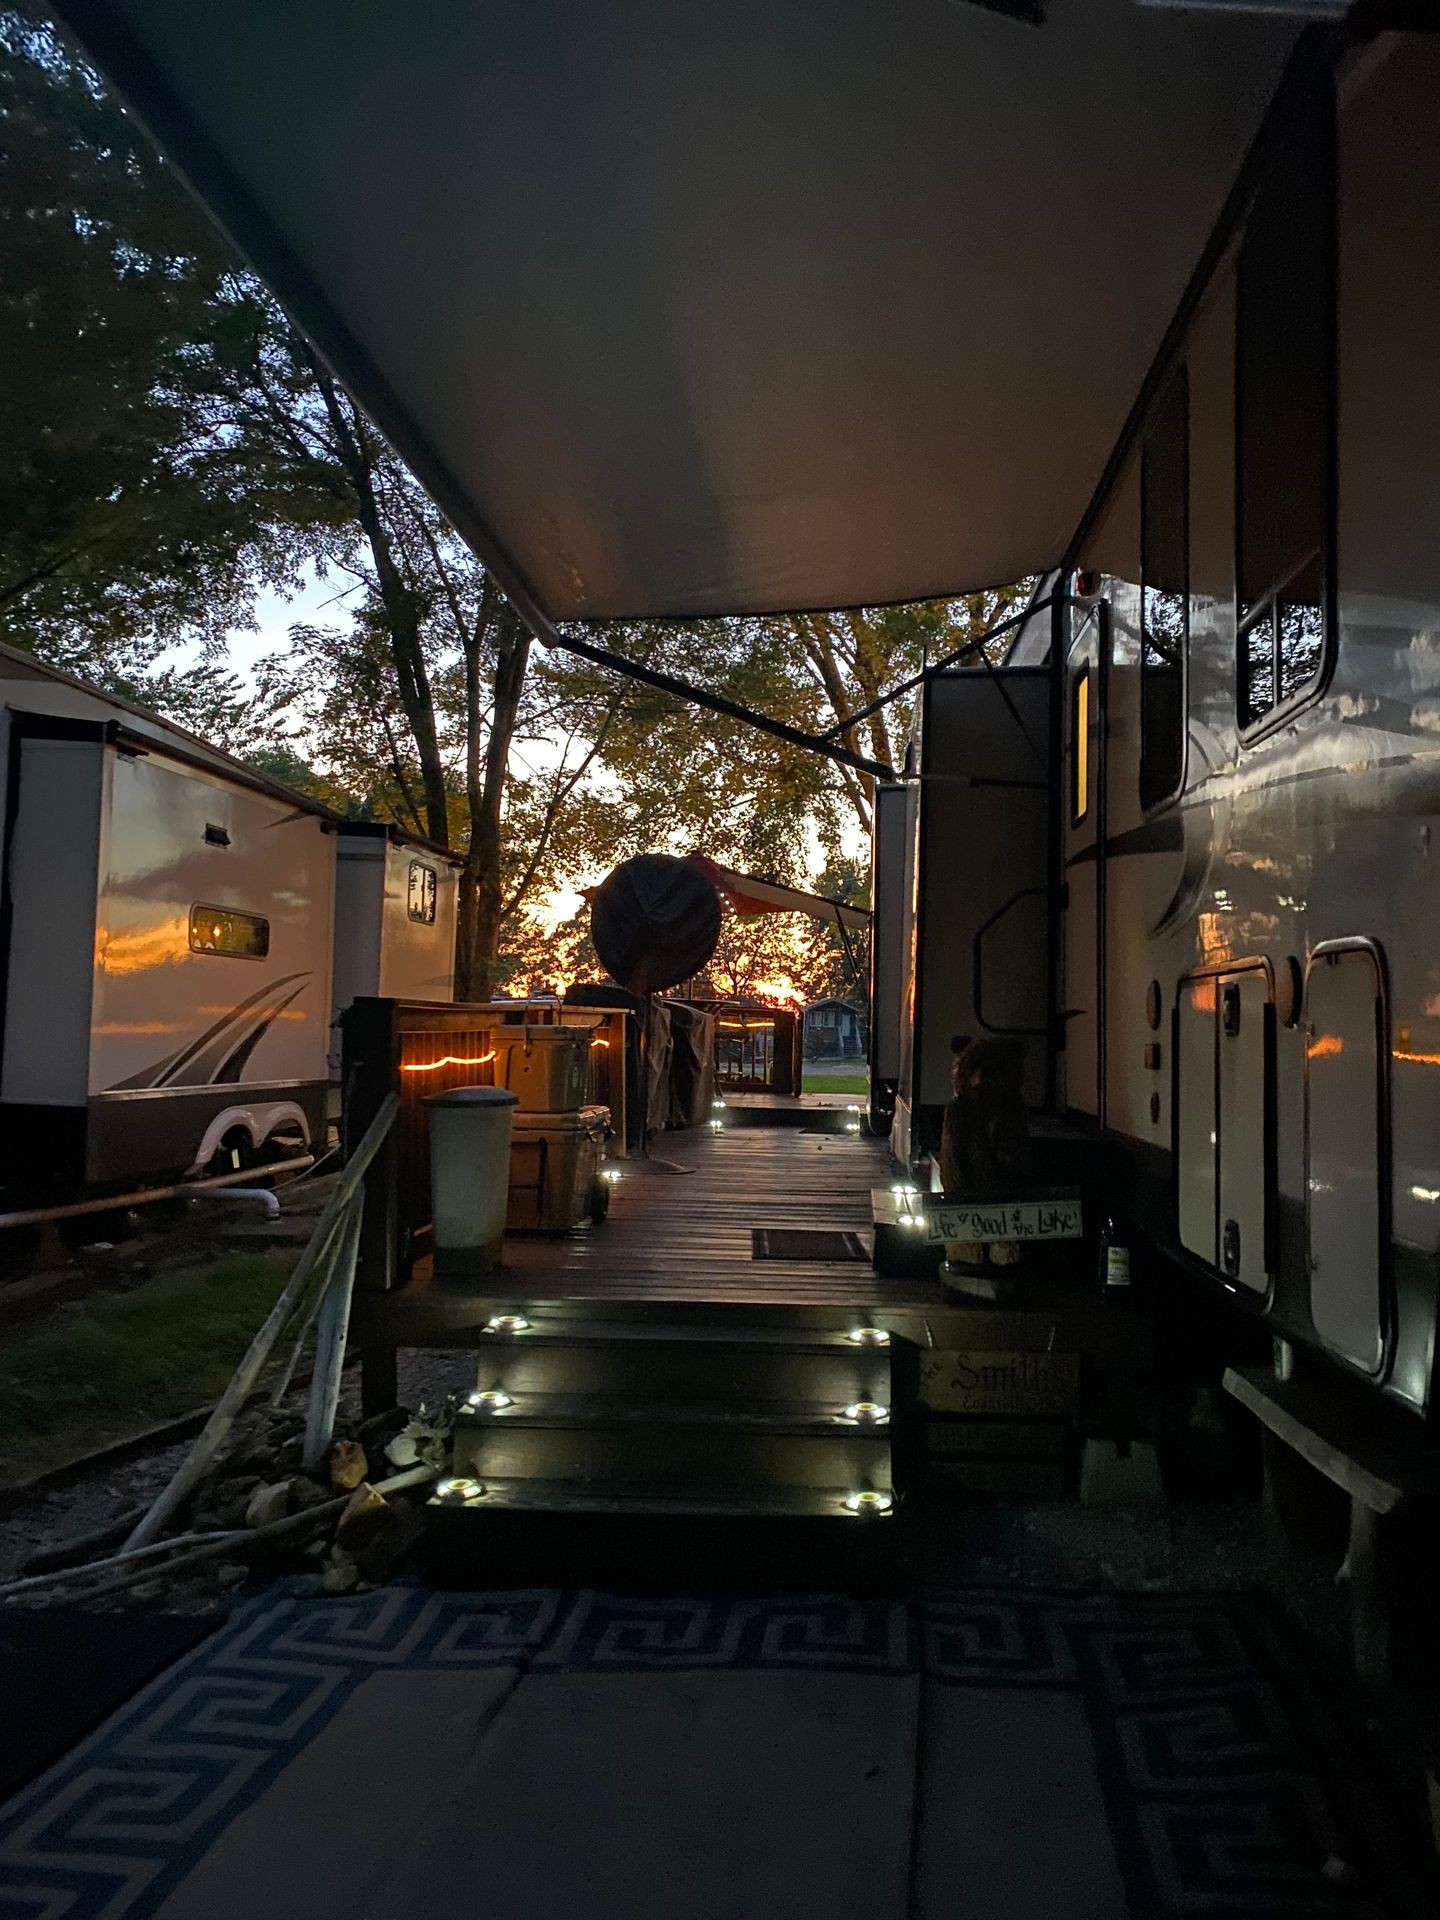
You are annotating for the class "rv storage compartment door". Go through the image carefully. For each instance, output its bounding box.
[1216,969,1272,1294]
[1176,975,1216,1265]
[911,668,1051,1119]
[869,783,911,1089]
[1305,945,1386,1374]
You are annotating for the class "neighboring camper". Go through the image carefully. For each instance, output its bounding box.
[332,823,461,1021]
[0,645,462,1208]
[0,648,337,1198]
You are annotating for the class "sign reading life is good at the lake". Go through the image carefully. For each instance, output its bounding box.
[922,1196,1083,1247]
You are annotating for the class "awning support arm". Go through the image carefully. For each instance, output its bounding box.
[547,626,897,780]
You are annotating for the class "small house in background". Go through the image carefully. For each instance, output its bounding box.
[802,997,864,1060]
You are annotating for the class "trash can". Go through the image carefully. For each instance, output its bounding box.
[426,1086,519,1276]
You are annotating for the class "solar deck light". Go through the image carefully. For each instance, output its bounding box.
[484,1313,531,1334]
[845,1121,861,1133]
[842,1401,890,1425]
[710,1117,724,1133]
[846,1325,890,1347]
[843,1490,894,1516]
[435,1476,483,1501]
[900,1212,927,1229]
[601,1166,623,1183]
[467,1389,514,1411]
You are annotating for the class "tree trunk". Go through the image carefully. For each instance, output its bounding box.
[455,601,531,1000]
[310,365,451,846]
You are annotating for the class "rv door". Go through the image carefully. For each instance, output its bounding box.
[1063,602,1105,1121]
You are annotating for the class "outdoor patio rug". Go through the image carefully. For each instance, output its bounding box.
[0,1606,218,1803]
[0,1585,1428,1919]
[752,1226,870,1262]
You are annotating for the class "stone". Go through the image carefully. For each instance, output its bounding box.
[321,1548,361,1595]
[334,1484,390,1553]
[285,1475,334,1513]
[328,1439,368,1491]
[213,1562,249,1592]
[353,1504,424,1584]
[244,1481,291,1529]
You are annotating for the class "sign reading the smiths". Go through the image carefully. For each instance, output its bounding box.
[919,1350,1080,1417]
[923,1198,1083,1246]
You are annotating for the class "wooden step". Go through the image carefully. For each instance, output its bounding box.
[418,1477,901,1591]
[452,1409,891,1494]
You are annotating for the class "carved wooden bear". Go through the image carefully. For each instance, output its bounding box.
[937,1033,1030,1278]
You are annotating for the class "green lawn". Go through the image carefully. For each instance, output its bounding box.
[802,1073,868,1094]
[0,1251,295,1487]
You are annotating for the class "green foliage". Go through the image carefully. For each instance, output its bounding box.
[0,9,345,666]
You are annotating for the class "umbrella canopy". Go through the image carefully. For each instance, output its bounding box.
[55,0,1295,622]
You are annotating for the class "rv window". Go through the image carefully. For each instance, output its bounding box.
[1071,666,1090,824]
[1140,373,1188,809]
[1235,86,1334,729]
[189,904,270,959]
[407,860,438,924]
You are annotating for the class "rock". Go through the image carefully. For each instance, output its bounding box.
[285,1475,334,1513]
[213,1562,249,1592]
[243,1482,290,1529]
[327,1439,368,1491]
[353,1504,423,1584]
[334,1484,389,1553]
[322,1547,360,1595]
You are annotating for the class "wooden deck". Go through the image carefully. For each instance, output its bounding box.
[498,1121,941,1306]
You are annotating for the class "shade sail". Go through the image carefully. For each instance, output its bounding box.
[56,0,1295,621]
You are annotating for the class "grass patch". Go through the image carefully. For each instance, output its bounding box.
[0,1252,295,1487]
[802,1071,868,1094]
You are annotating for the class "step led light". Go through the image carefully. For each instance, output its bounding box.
[846,1325,890,1347]
[843,1490,894,1516]
[435,1476,484,1500]
[467,1389,514,1412]
[842,1401,890,1425]
[845,1121,861,1133]
[900,1212,926,1230]
[601,1166,623,1183]
[484,1313,531,1334]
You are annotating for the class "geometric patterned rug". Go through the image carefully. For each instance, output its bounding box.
[0,1585,1427,1919]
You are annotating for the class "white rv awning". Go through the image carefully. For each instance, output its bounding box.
[56,0,1297,621]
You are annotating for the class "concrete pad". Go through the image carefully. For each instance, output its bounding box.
[915,1684,1130,1920]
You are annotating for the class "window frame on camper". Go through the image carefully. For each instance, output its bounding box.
[188,902,271,960]
[1139,368,1189,812]
[1233,73,1337,745]
[1070,662,1091,825]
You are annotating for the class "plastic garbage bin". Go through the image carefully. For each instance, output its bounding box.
[426,1085,518,1276]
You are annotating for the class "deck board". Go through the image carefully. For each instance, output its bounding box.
[407,1122,946,1310]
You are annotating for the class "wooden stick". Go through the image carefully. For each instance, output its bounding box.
[303,1199,362,1471]
[124,1097,398,1551]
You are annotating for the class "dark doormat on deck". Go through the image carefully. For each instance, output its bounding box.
[752,1227,870,1262]
[1,1582,1430,1918]
[0,1605,219,1800]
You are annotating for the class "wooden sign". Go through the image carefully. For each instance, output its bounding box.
[919,1349,1081,1416]
[923,1197,1082,1246]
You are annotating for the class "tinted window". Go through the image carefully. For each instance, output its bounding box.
[189,904,269,959]
[1140,374,1188,809]
[1071,665,1090,824]
[407,860,438,924]
[1236,88,1334,727]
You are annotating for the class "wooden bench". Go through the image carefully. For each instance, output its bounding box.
[1224,1363,1440,1686]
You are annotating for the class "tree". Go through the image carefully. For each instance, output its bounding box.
[0,9,344,673]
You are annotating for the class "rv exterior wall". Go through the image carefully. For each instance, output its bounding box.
[332,839,386,1013]
[1063,36,1440,1416]
[377,840,458,1002]
[0,737,105,1107]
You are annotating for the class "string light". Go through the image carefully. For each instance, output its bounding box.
[401,1050,497,1074]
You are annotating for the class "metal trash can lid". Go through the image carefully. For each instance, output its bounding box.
[423,1085,519,1108]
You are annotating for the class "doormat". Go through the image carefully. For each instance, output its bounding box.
[0,1583,1428,1919]
[752,1227,870,1262]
